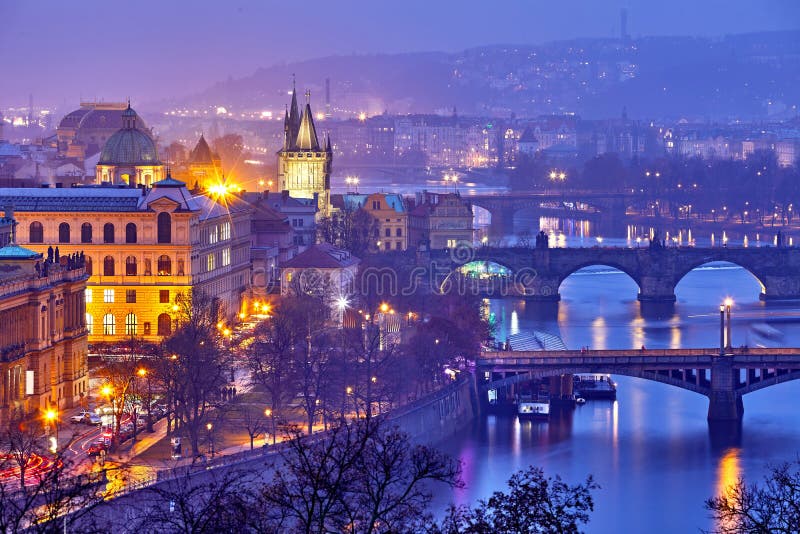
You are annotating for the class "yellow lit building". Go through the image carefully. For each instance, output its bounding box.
[0,178,252,344]
[277,86,332,219]
[0,236,89,424]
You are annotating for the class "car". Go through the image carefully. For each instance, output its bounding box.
[87,441,108,457]
[70,411,101,425]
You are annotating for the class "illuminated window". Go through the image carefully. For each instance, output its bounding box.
[102,313,115,335]
[157,255,172,276]
[446,239,457,248]
[209,226,219,244]
[103,289,114,303]
[222,248,230,266]
[207,253,215,271]
[125,313,137,335]
[85,313,93,334]
[85,288,92,303]
[220,221,231,240]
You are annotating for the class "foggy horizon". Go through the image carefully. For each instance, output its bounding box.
[2,0,799,108]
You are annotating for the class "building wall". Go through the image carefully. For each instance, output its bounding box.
[362,193,408,251]
[0,262,88,424]
[278,152,331,217]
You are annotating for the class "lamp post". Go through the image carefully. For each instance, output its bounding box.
[44,409,58,453]
[206,422,214,458]
[264,407,274,445]
[725,298,733,351]
[719,304,725,355]
[138,367,153,432]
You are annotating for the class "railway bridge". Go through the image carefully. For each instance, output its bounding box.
[477,347,800,421]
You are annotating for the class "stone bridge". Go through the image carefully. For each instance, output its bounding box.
[424,246,800,302]
[477,347,800,420]
[468,192,632,237]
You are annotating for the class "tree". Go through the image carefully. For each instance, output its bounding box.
[320,206,380,256]
[163,290,231,457]
[96,352,140,448]
[434,466,598,534]
[705,460,800,534]
[0,409,46,489]
[259,417,461,533]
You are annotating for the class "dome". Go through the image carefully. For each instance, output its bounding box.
[98,127,160,165]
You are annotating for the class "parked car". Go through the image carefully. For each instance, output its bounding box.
[70,411,102,425]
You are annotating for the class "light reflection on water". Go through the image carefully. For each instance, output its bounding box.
[437,263,800,532]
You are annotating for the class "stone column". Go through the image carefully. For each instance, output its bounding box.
[707,356,743,421]
[638,276,676,302]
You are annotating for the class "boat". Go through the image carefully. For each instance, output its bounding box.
[575,397,587,405]
[573,374,617,400]
[517,394,550,419]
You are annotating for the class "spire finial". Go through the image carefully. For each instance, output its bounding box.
[292,73,296,91]
[305,89,311,105]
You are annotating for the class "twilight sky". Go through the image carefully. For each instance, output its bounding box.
[1,0,799,108]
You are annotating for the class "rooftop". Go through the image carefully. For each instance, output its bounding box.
[282,243,360,270]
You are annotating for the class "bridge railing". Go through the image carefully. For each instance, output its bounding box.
[479,347,800,360]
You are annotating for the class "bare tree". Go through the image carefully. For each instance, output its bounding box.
[705,460,800,534]
[259,418,461,533]
[0,409,46,489]
[163,290,231,457]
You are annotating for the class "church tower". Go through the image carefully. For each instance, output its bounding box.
[277,84,331,218]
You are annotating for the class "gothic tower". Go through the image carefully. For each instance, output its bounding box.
[277,85,331,218]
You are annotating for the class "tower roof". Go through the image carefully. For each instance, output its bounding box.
[296,102,320,151]
[189,134,216,164]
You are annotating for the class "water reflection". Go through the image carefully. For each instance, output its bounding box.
[714,448,742,532]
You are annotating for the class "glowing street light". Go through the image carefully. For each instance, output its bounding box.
[720,298,733,354]
[44,409,58,452]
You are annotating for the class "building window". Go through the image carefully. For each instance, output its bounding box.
[29,221,44,243]
[85,288,92,303]
[446,239,457,248]
[85,256,92,276]
[207,253,215,271]
[222,248,231,266]
[385,241,391,250]
[58,223,70,243]
[125,256,137,276]
[103,256,115,276]
[157,212,171,244]
[159,290,169,303]
[125,223,137,244]
[85,313,93,335]
[103,313,115,335]
[125,313,137,335]
[103,289,114,303]
[396,241,402,250]
[177,259,185,275]
[126,290,136,303]
[220,221,230,240]
[81,223,92,243]
[385,228,391,237]
[157,255,172,276]
[372,201,380,210]
[209,226,218,244]
[396,228,402,237]
[157,313,172,336]
[103,223,115,244]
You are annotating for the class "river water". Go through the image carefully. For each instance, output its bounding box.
[437,245,800,532]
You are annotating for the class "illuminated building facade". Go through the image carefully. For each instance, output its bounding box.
[409,191,474,249]
[0,238,89,424]
[341,193,408,251]
[277,87,332,218]
[95,104,165,187]
[0,178,252,343]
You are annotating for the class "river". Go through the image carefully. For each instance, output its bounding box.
[437,253,800,532]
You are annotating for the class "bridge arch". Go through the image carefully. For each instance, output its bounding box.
[736,370,800,396]
[673,260,767,297]
[484,366,711,397]
[557,262,642,295]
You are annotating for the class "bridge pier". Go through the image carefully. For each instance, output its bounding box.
[760,275,800,301]
[637,276,676,303]
[488,211,515,241]
[707,357,744,421]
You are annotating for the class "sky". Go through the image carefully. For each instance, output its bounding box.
[1,0,799,108]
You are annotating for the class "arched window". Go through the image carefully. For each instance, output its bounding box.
[81,223,92,243]
[29,222,44,243]
[125,223,137,244]
[85,313,94,335]
[125,256,137,276]
[58,223,70,243]
[157,212,171,243]
[102,314,115,335]
[103,256,115,276]
[157,255,172,276]
[84,256,92,276]
[157,313,172,336]
[103,223,115,244]
[125,313,137,336]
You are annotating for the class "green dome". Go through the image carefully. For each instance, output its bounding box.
[98,104,160,166]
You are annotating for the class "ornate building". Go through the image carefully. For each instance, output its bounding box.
[277,86,332,218]
[0,177,252,343]
[95,103,165,187]
[56,101,150,160]
[0,238,89,424]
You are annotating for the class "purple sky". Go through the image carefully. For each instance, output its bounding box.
[2,0,799,108]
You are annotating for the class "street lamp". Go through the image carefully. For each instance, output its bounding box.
[138,367,153,432]
[44,409,58,453]
[725,298,733,351]
[720,299,733,354]
[206,422,214,458]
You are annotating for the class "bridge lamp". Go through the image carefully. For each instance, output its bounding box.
[549,171,557,180]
